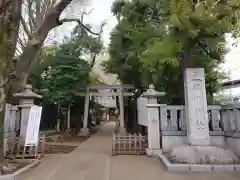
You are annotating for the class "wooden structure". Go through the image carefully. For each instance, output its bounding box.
[4,85,45,159]
[6,133,45,159]
[112,133,147,155]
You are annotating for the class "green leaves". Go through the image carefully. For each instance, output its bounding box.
[34,48,90,105]
[105,0,167,88]
[29,25,103,105]
[140,36,181,68]
[106,0,240,104]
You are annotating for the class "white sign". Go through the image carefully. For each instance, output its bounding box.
[25,106,42,146]
[137,97,148,126]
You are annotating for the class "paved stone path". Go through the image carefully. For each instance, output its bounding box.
[20,122,240,180]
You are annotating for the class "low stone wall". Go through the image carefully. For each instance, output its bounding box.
[161,131,229,153]
[159,153,240,172]
[158,104,240,156]
[161,131,186,153]
[225,132,240,156]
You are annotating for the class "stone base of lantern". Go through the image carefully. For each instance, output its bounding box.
[168,145,240,164]
[78,128,90,136]
[119,127,126,135]
[146,148,162,157]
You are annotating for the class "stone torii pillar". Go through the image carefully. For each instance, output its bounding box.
[119,86,126,134]
[80,88,90,136]
[142,84,165,156]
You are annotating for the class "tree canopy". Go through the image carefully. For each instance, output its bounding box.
[29,24,103,106]
[104,0,240,104]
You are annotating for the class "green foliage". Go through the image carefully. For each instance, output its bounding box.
[89,72,103,84]
[71,24,104,55]
[29,27,103,105]
[105,0,240,104]
[30,43,90,105]
[103,0,165,88]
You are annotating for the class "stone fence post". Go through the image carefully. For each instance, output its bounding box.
[14,84,42,146]
[3,104,18,155]
[142,84,165,156]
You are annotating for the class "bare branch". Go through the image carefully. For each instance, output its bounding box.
[17,37,26,49]
[17,0,59,57]
[83,8,93,16]
[27,0,35,30]
[20,15,31,37]
[41,0,52,18]
[20,30,29,46]
[15,46,22,55]
[90,22,106,67]
[35,0,41,25]
[15,0,74,91]
[59,18,101,35]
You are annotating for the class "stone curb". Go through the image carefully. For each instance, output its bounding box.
[158,153,240,172]
[0,159,41,180]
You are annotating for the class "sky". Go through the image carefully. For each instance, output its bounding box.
[55,0,117,46]
[54,0,240,94]
[53,0,118,84]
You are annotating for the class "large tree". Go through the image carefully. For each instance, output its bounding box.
[0,0,101,166]
[0,0,22,113]
[103,0,164,89]
[29,22,103,131]
[141,0,240,103]
[0,0,22,166]
[0,0,105,125]
[0,0,101,103]
[105,0,240,104]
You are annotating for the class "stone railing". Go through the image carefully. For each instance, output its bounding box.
[158,104,240,154]
[159,105,186,132]
[160,104,240,133]
[221,104,240,133]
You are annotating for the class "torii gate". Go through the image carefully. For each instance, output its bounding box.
[77,84,134,135]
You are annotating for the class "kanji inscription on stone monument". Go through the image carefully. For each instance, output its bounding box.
[184,68,210,146]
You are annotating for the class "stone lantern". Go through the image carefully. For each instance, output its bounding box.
[142,84,165,103]
[14,84,42,146]
[142,84,165,156]
[14,84,42,105]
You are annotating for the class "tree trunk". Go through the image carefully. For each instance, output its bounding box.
[62,112,66,132]
[0,0,22,168]
[179,41,196,104]
[56,104,60,132]
[0,0,22,103]
[67,104,71,130]
[56,119,60,132]
[11,0,74,95]
[0,86,6,169]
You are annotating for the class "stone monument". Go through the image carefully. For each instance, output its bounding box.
[169,68,239,164]
[184,68,210,146]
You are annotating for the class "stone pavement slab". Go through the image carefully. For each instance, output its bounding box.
[111,155,240,180]
[19,154,67,180]
[20,122,240,180]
